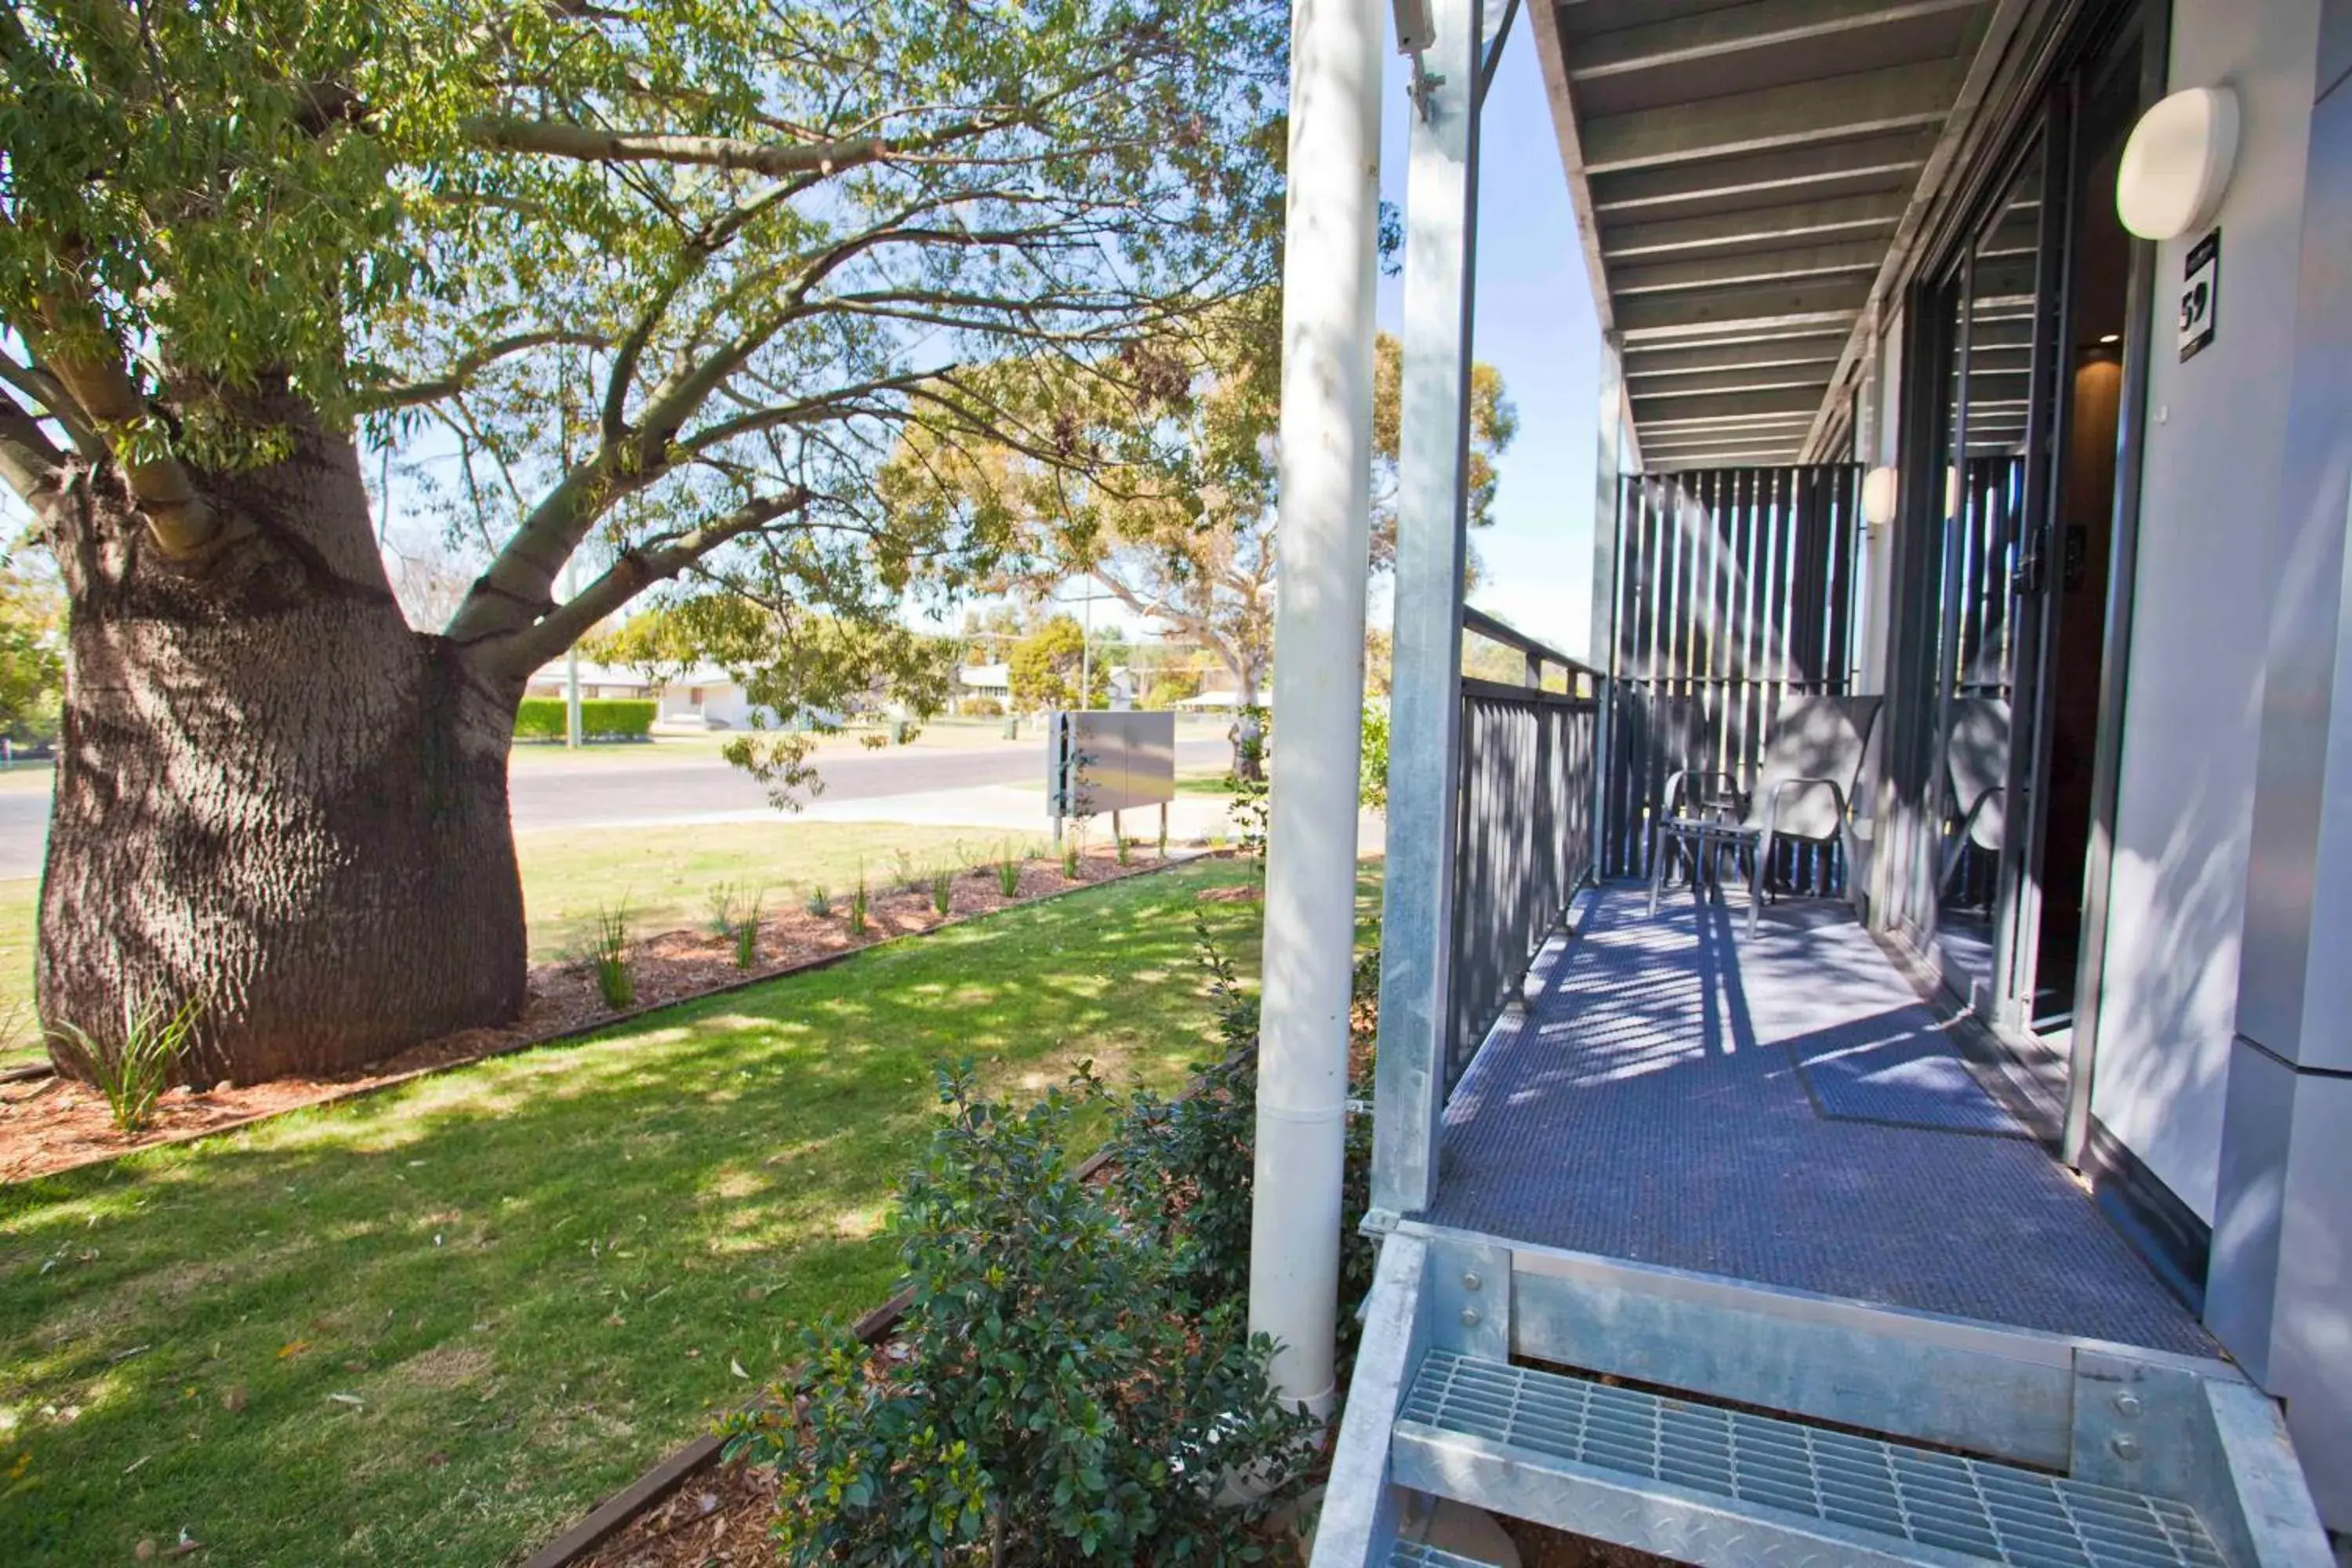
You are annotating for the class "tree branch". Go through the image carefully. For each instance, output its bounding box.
[4,233,220,554]
[353,330,607,412]
[474,489,811,677]
[0,350,102,459]
[463,115,960,180]
[0,391,66,503]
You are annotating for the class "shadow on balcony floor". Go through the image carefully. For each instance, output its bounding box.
[1425,884,2212,1356]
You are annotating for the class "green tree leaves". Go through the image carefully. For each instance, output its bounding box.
[2,0,1287,675]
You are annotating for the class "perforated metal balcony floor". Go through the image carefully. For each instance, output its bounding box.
[1425,885,2212,1356]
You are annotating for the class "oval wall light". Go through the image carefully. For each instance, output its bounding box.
[2116,86,2241,241]
[1860,465,1900,528]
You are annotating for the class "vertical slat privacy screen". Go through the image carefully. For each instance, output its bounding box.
[1603,466,1867,887]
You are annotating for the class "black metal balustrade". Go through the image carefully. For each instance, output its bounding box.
[1446,610,1602,1087]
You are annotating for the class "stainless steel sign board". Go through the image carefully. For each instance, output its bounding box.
[2179,229,2219,361]
[1049,710,1176,822]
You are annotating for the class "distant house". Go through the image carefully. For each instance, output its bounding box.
[955,662,1011,710]
[525,658,768,730]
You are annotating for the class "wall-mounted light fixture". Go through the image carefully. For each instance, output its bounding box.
[1861,466,1900,529]
[1390,0,1443,120]
[2116,86,2241,241]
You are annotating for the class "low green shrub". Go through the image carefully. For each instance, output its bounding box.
[722,1063,1315,1565]
[848,868,869,935]
[995,848,1021,898]
[51,996,204,1134]
[806,886,832,918]
[514,697,656,740]
[930,868,953,916]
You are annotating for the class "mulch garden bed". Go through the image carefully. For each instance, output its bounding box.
[0,847,1197,1184]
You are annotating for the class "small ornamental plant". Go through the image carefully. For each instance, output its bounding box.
[995,848,1022,898]
[52,996,204,1134]
[930,867,953,916]
[732,891,764,969]
[848,866,869,935]
[806,885,831,918]
[705,880,751,938]
[722,1062,1316,1566]
[590,906,634,1009]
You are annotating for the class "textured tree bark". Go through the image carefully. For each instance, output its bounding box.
[36,408,529,1083]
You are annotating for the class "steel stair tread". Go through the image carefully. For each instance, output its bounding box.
[1396,1349,2230,1568]
[1388,1545,1496,1567]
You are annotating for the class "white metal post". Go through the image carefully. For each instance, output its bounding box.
[1247,0,1383,1417]
[1371,0,1482,1219]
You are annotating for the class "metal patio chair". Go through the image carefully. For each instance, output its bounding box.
[1646,694,1884,937]
[1940,696,2009,898]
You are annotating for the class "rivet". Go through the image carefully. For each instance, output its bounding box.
[1462,1272,1483,1293]
[1460,1308,1481,1328]
[2114,1393,2142,1418]
[2111,1435,2140,1461]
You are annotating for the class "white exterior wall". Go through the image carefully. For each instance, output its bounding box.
[2092,0,2323,1221]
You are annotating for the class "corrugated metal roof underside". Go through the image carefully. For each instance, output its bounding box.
[1541,0,2002,470]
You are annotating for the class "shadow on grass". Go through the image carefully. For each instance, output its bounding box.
[0,858,1282,1566]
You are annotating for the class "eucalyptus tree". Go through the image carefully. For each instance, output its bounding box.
[889,308,1514,769]
[0,0,1282,1080]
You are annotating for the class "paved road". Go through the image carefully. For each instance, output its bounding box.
[0,738,1229,876]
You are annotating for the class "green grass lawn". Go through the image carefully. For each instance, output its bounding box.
[0,856,1315,1566]
[515,819,1047,964]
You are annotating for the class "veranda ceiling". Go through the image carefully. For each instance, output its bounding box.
[1531,0,2022,470]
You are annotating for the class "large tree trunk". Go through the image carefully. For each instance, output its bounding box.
[37,408,529,1083]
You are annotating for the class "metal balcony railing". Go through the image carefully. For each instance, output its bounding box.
[1447,608,1602,1087]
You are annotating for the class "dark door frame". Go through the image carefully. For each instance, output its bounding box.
[2061,1,2170,1166]
[1875,0,2169,1162]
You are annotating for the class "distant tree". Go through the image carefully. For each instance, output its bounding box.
[1143,668,1202,709]
[1009,616,1105,711]
[958,603,1039,666]
[1363,626,1393,699]
[891,298,1513,772]
[1369,332,1518,569]
[0,562,63,742]
[1464,627,1534,685]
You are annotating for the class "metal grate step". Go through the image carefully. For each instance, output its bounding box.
[1399,1350,2228,1568]
[1389,1545,1495,1568]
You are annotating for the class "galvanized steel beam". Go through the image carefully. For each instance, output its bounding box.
[1373,0,1481,1221]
